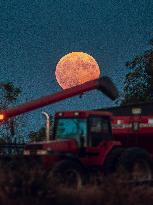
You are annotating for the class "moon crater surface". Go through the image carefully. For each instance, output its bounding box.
[55,52,101,89]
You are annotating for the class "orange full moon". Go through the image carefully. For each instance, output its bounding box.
[55,52,101,89]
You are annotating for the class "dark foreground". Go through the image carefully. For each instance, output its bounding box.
[0,158,153,205]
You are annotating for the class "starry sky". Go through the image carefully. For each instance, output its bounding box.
[0,0,153,133]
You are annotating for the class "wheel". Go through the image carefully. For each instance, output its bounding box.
[50,160,85,189]
[119,147,153,182]
[103,147,125,175]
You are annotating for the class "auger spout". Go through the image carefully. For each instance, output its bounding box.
[0,76,118,120]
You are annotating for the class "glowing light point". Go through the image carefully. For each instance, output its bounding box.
[0,114,5,121]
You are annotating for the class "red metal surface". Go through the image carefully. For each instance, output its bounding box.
[43,139,78,153]
[0,76,118,120]
[24,139,79,168]
[112,115,153,134]
[80,140,121,166]
[24,139,78,153]
[112,115,153,155]
[33,140,121,167]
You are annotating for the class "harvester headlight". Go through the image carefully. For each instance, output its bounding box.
[148,119,153,125]
[24,150,30,156]
[117,120,123,125]
[37,150,47,155]
[74,112,79,116]
[132,108,142,115]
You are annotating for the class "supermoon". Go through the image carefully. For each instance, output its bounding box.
[55,52,100,89]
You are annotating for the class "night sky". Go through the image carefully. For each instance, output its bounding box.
[0,0,153,133]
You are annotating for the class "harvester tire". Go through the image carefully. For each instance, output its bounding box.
[103,147,125,175]
[50,160,85,189]
[119,147,153,182]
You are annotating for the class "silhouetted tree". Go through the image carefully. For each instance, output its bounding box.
[0,82,25,143]
[120,38,153,105]
[28,127,46,142]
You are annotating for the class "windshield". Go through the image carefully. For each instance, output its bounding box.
[55,118,87,144]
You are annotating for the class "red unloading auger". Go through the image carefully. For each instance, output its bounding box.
[0,76,118,121]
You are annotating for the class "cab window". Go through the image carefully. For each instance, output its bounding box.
[55,118,87,145]
[89,116,112,146]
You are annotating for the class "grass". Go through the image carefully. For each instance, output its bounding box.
[0,158,153,205]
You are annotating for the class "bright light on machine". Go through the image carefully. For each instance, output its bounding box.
[117,120,123,125]
[23,150,30,156]
[37,150,48,155]
[148,119,153,125]
[132,108,142,115]
[74,112,79,116]
[0,114,5,121]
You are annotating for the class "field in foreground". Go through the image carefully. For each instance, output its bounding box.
[0,158,153,205]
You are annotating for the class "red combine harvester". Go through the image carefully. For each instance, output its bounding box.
[100,104,153,158]
[0,76,152,186]
[112,115,153,157]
